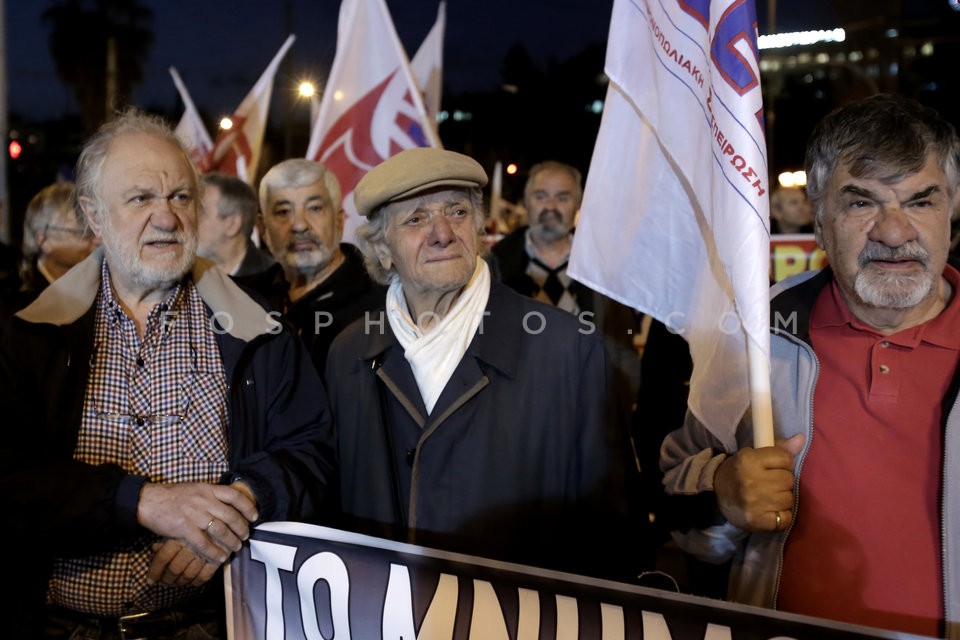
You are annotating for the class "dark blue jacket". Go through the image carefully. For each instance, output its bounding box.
[0,250,336,630]
[325,279,634,580]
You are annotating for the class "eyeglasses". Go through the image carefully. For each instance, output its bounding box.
[45,223,92,238]
[94,410,185,427]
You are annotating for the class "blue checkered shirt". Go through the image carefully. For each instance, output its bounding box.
[47,261,229,615]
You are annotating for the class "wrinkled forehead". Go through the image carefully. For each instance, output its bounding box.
[831,152,948,192]
[269,179,333,206]
[382,187,473,217]
[103,132,196,186]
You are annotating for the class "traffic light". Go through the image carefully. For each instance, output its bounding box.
[8,140,22,159]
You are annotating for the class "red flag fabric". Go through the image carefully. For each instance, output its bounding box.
[306,0,439,243]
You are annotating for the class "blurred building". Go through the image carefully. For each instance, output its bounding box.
[759,0,960,177]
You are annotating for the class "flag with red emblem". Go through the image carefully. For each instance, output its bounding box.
[306,0,439,243]
[200,35,296,183]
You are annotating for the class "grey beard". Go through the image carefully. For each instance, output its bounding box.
[853,241,932,308]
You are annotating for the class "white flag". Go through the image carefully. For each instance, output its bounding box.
[306,0,439,243]
[410,1,446,124]
[169,67,213,169]
[568,0,772,450]
[201,35,296,183]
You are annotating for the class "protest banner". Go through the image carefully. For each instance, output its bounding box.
[226,523,922,639]
[770,234,828,283]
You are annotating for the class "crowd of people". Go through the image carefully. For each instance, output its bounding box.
[0,92,957,640]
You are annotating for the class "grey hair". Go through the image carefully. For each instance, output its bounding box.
[203,172,259,238]
[805,94,960,222]
[75,107,199,222]
[22,181,80,258]
[355,187,487,285]
[523,160,584,206]
[258,158,342,214]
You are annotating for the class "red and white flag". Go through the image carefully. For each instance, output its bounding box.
[306,0,439,243]
[410,1,446,125]
[170,67,213,169]
[568,0,772,449]
[200,35,296,183]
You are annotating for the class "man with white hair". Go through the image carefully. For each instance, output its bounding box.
[661,94,960,637]
[325,147,634,580]
[0,109,335,637]
[258,158,385,376]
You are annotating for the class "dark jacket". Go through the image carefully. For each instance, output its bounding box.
[231,241,286,312]
[0,249,336,631]
[12,256,50,312]
[234,239,276,278]
[286,243,386,378]
[490,226,640,414]
[325,279,634,580]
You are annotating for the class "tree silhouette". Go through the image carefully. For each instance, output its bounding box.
[42,0,154,131]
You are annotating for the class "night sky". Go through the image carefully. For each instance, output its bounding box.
[6,0,843,124]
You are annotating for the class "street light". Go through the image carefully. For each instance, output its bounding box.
[297,79,321,125]
[298,81,316,99]
[219,117,234,131]
[778,170,807,188]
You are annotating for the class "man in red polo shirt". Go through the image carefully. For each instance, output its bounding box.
[661,94,960,639]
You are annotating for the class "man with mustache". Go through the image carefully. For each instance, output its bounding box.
[493,161,593,309]
[491,161,640,411]
[258,158,385,376]
[490,160,646,558]
[661,95,960,638]
[0,109,336,637]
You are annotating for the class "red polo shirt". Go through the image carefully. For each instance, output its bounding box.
[778,266,960,637]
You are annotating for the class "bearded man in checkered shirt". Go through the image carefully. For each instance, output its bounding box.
[0,109,336,638]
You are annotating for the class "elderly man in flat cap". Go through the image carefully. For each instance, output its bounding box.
[324,147,635,580]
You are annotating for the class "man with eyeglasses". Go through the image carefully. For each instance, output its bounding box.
[17,181,96,309]
[0,109,336,638]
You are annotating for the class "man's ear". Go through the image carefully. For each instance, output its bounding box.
[78,197,102,237]
[814,215,825,250]
[225,213,243,238]
[376,245,392,271]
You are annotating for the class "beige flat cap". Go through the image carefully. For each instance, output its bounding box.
[354,147,488,218]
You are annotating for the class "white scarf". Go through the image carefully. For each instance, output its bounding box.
[386,257,490,416]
